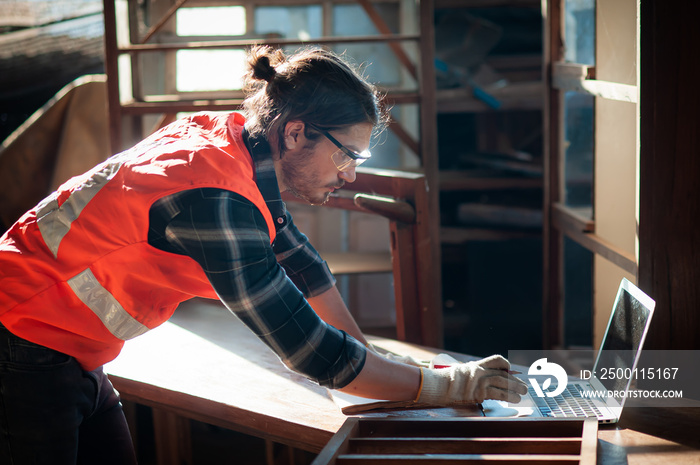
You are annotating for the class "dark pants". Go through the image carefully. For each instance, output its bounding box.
[0,324,137,464]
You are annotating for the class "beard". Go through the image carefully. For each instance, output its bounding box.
[279,149,343,205]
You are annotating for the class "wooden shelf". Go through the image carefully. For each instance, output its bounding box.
[551,208,637,275]
[439,171,542,191]
[552,62,637,103]
[551,203,594,233]
[121,97,244,114]
[436,0,541,8]
[314,417,598,465]
[441,226,541,244]
[436,81,544,113]
[120,89,421,115]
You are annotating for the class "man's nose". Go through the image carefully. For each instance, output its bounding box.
[339,167,356,183]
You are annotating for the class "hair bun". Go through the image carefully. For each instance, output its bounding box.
[251,54,277,83]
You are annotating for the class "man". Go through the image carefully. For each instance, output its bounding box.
[0,46,526,463]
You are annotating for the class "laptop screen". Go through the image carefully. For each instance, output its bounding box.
[593,279,655,403]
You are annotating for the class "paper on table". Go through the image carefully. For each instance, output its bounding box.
[481,399,535,417]
[329,389,443,415]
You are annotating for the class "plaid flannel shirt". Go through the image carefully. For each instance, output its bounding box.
[147,130,366,389]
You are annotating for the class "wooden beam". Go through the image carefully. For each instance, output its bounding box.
[120,98,245,114]
[552,62,595,80]
[353,194,416,224]
[436,81,544,113]
[441,227,540,244]
[439,171,542,191]
[347,437,584,455]
[551,203,594,233]
[417,0,443,348]
[552,214,637,276]
[185,0,404,5]
[435,0,540,8]
[117,34,420,52]
[387,117,420,158]
[140,0,190,44]
[103,0,122,153]
[553,62,637,103]
[152,409,193,465]
[542,0,565,350]
[390,221,421,342]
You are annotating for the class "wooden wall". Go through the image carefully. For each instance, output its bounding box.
[638,0,700,350]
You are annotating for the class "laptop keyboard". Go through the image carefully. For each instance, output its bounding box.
[529,384,602,418]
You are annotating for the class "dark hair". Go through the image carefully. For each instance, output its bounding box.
[242,45,389,154]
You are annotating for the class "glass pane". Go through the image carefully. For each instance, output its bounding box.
[332,3,401,86]
[363,107,402,169]
[255,6,322,41]
[176,50,246,91]
[176,6,246,36]
[563,237,592,346]
[564,0,595,65]
[332,3,404,168]
[175,6,247,92]
[563,91,593,210]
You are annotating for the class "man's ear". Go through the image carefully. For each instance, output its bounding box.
[283,120,306,152]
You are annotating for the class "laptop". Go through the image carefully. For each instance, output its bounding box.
[485,278,655,423]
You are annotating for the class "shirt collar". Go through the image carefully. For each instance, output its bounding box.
[241,126,288,231]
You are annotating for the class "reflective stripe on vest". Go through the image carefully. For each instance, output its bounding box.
[67,268,150,340]
[37,160,122,258]
[36,158,149,341]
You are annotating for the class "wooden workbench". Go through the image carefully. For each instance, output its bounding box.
[106,298,348,453]
[105,298,700,464]
[105,298,479,461]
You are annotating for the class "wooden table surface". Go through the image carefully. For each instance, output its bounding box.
[105,298,479,453]
[106,298,349,451]
[105,298,700,463]
[597,407,700,465]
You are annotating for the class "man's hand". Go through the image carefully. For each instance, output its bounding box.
[417,354,528,405]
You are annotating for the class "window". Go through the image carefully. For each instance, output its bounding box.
[544,0,638,350]
[175,7,247,92]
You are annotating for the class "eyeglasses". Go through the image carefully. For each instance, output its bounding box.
[306,123,371,172]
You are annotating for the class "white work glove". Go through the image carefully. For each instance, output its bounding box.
[417,354,527,405]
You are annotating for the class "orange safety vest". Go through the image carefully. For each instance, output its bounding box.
[0,112,276,371]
